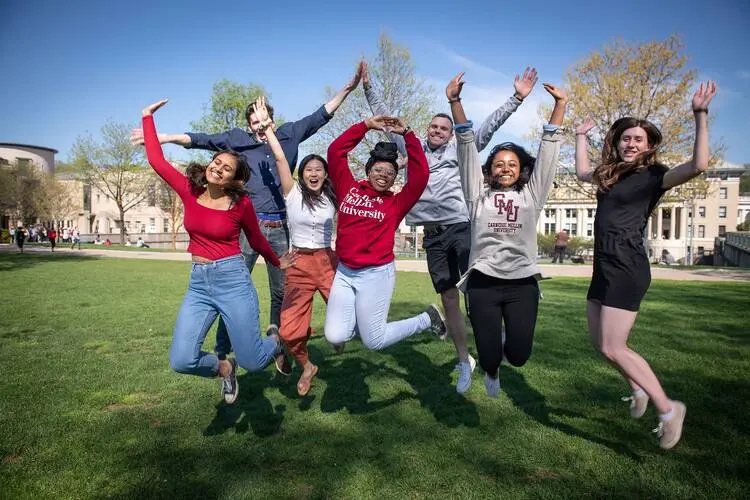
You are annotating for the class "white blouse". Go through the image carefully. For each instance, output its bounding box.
[285,183,335,249]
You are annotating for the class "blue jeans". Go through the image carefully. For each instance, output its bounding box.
[214,222,288,358]
[170,255,278,377]
[323,262,430,350]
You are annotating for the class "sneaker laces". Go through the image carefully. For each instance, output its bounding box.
[621,395,636,409]
[652,421,664,437]
[222,376,233,393]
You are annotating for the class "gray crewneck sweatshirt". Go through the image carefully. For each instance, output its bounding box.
[454,124,562,290]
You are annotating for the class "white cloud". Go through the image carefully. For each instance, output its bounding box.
[737,70,750,80]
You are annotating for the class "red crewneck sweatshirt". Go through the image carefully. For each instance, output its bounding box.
[327,122,429,269]
[142,115,280,266]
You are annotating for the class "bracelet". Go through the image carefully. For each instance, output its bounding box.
[693,109,708,114]
[448,98,461,103]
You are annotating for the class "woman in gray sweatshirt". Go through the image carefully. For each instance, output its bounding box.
[447,73,567,398]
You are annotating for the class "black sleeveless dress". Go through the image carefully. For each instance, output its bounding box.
[587,164,668,311]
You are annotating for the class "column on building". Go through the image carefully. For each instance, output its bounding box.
[668,205,676,240]
[656,207,663,240]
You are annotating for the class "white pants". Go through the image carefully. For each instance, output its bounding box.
[324,261,430,350]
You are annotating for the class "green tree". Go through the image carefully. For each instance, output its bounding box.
[537,35,721,200]
[0,159,43,225]
[740,171,750,194]
[70,120,151,243]
[190,79,278,134]
[310,33,436,178]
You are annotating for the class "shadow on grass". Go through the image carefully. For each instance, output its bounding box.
[0,251,101,272]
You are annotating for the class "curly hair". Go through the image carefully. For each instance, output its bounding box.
[298,154,337,210]
[593,117,663,190]
[185,150,250,207]
[482,142,536,192]
[365,142,399,176]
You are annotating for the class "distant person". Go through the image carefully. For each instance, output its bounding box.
[104,239,112,246]
[136,237,150,248]
[70,228,81,250]
[551,230,570,263]
[94,234,104,245]
[48,228,57,252]
[62,228,70,243]
[574,80,717,449]
[15,226,26,253]
[125,238,133,247]
[660,249,676,266]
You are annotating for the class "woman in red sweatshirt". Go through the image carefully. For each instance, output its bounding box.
[141,99,296,405]
[324,116,446,350]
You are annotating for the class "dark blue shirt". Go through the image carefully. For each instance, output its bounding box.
[186,105,333,214]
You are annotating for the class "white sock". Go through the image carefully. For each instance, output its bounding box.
[633,389,647,398]
[659,407,675,422]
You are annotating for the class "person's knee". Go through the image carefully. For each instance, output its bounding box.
[505,349,531,367]
[169,349,197,374]
[361,334,385,351]
[598,342,621,363]
[440,288,460,310]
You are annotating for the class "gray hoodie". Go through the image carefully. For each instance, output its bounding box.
[454,124,562,290]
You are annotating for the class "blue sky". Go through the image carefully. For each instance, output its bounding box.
[1,0,749,164]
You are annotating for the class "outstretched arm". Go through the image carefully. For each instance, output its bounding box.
[140,99,190,196]
[362,60,407,156]
[447,73,483,210]
[527,84,567,207]
[252,96,295,196]
[475,67,537,152]
[574,118,596,183]
[131,129,192,147]
[324,61,363,115]
[387,118,428,216]
[662,81,717,189]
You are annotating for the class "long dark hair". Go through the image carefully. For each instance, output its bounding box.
[185,150,250,206]
[298,154,336,210]
[482,142,535,192]
[593,117,663,190]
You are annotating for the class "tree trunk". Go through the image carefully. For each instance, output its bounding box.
[118,207,126,244]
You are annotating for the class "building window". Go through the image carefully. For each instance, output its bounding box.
[698,225,705,238]
[545,208,556,218]
[698,206,706,217]
[147,184,157,207]
[83,185,91,211]
[163,218,169,233]
[587,208,595,218]
[718,225,726,237]
[125,221,131,231]
[719,206,726,218]
[565,208,577,218]
[17,158,31,169]
[96,194,101,203]
[148,217,156,232]
[544,223,556,234]
[564,222,578,236]
[719,187,727,199]
[586,223,593,237]
[687,225,692,238]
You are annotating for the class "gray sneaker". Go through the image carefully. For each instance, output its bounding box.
[653,401,687,450]
[222,358,239,405]
[484,373,500,398]
[424,304,446,338]
[455,355,476,394]
[622,391,649,419]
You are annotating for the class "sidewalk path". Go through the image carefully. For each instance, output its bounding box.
[2,245,748,282]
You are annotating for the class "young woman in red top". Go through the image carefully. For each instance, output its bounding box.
[324,116,447,351]
[141,99,296,404]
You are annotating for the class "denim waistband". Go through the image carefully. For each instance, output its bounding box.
[191,254,244,271]
[337,260,394,277]
[257,211,286,222]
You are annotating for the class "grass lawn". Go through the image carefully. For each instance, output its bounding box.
[1,253,749,499]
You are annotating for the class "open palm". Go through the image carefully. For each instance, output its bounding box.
[692,81,717,112]
[514,67,538,100]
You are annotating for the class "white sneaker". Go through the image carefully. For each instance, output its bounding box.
[455,355,476,394]
[484,373,500,398]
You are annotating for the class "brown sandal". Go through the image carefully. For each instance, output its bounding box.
[296,364,319,396]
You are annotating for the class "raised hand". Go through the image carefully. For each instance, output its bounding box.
[141,99,168,117]
[344,61,364,93]
[542,83,568,102]
[514,67,538,100]
[365,115,392,131]
[130,128,145,145]
[362,60,371,89]
[253,96,272,127]
[385,117,408,135]
[279,248,299,270]
[575,118,595,136]
[446,72,466,101]
[692,80,717,112]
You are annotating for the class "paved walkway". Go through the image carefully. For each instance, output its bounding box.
[3,244,749,282]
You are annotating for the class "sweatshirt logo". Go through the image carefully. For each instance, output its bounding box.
[340,187,386,222]
[494,193,519,222]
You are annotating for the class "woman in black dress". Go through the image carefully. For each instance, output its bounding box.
[574,81,716,450]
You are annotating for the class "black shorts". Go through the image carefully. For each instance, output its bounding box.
[587,251,651,311]
[422,222,471,294]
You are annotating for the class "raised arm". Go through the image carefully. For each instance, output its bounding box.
[141,99,190,196]
[362,60,407,156]
[475,67,537,152]
[253,96,295,196]
[447,73,483,210]
[131,129,192,147]
[574,118,596,183]
[324,61,363,115]
[527,84,567,207]
[662,81,717,189]
[386,118,428,216]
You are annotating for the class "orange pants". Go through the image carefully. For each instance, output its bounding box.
[279,248,338,366]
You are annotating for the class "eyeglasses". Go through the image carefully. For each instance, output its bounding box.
[370,166,396,178]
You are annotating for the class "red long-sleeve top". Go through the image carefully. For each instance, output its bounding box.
[142,115,280,266]
[327,122,429,269]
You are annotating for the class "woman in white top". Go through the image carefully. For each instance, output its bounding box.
[252,97,340,396]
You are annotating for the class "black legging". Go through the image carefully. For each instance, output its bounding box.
[466,272,539,377]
